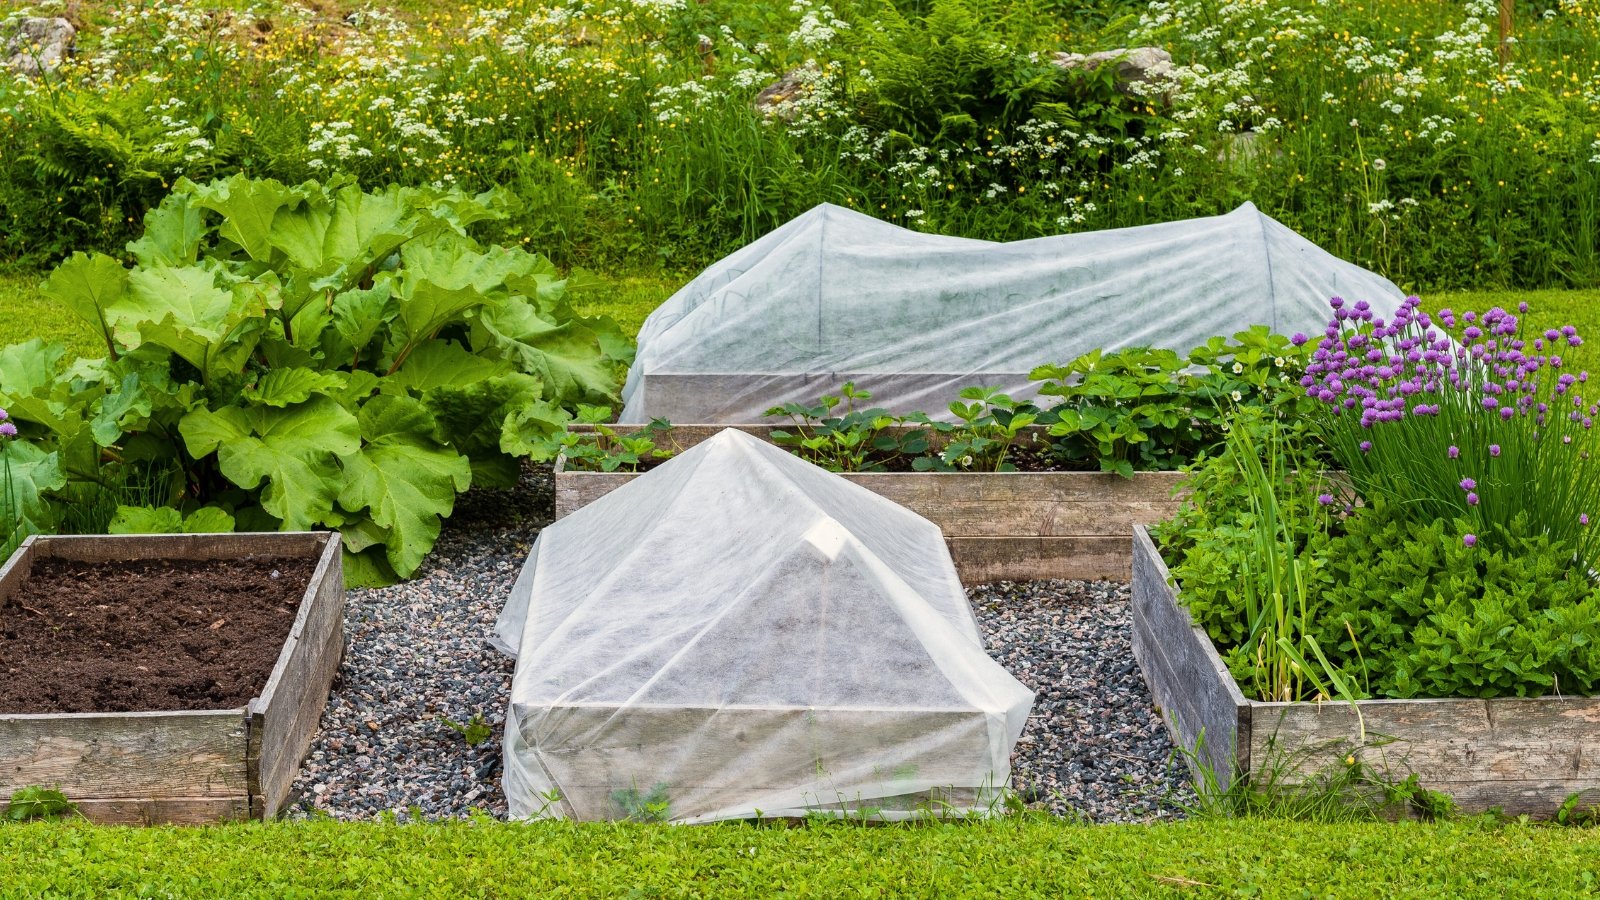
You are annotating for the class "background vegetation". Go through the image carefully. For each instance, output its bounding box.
[1,0,1597,289]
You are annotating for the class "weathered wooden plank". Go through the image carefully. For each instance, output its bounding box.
[1252,696,1600,786]
[0,710,250,799]
[1130,526,1250,788]
[251,533,345,819]
[1421,780,1600,818]
[946,536,1131,583]
[521,705,996,821]
[0,796,253,825]
[26,532,327,563]
[0,537,37,607]
[560,472,1185,536]
[845,471,1188,504]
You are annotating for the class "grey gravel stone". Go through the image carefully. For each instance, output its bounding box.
[286,465,549,821]
[971,579,1195,823]
[290,468,1193,822]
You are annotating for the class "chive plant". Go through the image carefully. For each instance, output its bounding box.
[1302,295,1600,568]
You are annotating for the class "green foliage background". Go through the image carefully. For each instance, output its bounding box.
[1,0,1596,289]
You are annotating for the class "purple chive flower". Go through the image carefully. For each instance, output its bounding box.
[1291,332,1308,346]
[1466,492,1479,506]
[0,408,8,421]
[1583,514,1591,526]
[1318,493,1334,506]
[1489,444,1500,457]
[1463,534,1478,547]
[1460,478,1477,491]
[1519,302,1529,313]
[1360,441,1372,453]
[0,422,14,438]
[1448,445,1459,458]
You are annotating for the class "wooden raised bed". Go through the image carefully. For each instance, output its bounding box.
[1131,525,1600,817]
[0,532,344,824]
[525,703,993,822]
[557,425,1187,583]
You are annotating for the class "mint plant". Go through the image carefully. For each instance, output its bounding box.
[2,174,630,583]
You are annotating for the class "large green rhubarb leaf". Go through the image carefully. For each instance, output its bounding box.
[473,296,619,404]
[338,394,471,578]
[109,505,235,534]
[179,396,360,530]
[0,441,66,534]
[116,262,265,371]
[386,339,510,393]
[320,182,414,274]
[40,252,128,353]
[90,372,153,446]
[127,194,206,268]
[184,174,307,263]
[0,340,71,432]
[243,367,346,408]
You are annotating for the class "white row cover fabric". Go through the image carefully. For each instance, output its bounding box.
[619,202,1404,423]
[493,429,1033,822]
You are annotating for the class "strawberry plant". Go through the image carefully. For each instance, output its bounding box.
[0,174,629,583]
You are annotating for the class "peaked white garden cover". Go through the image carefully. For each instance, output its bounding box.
[493,429,1034,822]
[619,202,1405,423]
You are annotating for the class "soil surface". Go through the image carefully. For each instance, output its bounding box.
[0,556,314,714]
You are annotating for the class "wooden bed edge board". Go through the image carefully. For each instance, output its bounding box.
[254,533,343,714]
[0,707,248,724]
[0,795,255,825]
[1132,525,1253,777]
[251,543,344,820]
[0,536,36,601]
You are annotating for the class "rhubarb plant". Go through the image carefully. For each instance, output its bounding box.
[2,174,630,583]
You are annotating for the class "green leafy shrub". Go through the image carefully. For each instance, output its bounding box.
[1162,448,1600,701]
[0,174,629,582]
[1030,328,1309,476]
[1311,504,1600,700]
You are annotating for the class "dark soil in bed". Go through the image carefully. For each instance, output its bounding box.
[0,556,314,714]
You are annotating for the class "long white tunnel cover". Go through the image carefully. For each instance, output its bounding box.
[620,202,1405,422]
[493,429,1034,822]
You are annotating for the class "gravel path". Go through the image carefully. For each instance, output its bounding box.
[290,469,1193,821]
[287,469,547,820]
[971,580,1194,822]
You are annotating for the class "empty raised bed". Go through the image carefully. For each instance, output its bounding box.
[0,532,344,824]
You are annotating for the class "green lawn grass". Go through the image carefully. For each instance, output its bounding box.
[0,271,104,360]
[0,817,1597,897]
